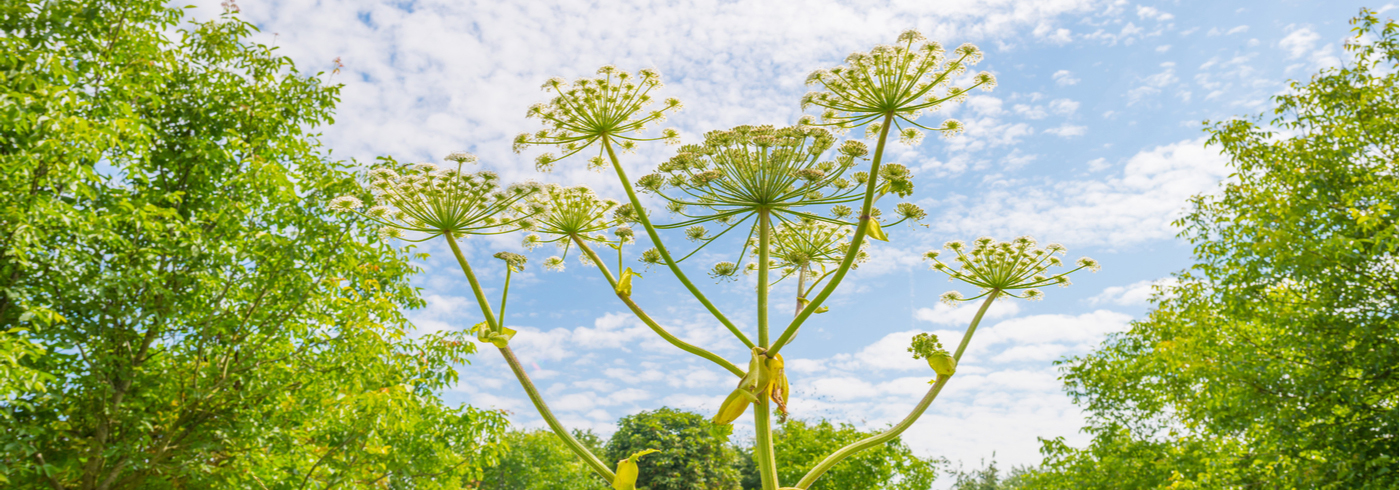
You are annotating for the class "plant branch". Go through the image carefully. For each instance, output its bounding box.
[793,293,998,488]
[603,137,756,349]
[769,113,895,356]
[442,232,614,483]
[573,236,743,377]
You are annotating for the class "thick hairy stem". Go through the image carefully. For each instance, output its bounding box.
[573,236,743,377]
[443,232,614,483]
[754,400,781,490]
[754,209,779,490]
[769,113,895,356]
[499,345,616,482]
[794,294,999,488]
[602,138,756,349]
[758,209,771,347]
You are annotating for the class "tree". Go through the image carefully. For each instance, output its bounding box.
[1027,9,1397,489]
[479,429,610,490]
[605,408,742,490]
[946,456,1032,490]
[0,2,506,488]
[736,419,940,490]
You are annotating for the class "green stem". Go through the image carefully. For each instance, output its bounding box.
[444,231,499,331]
[603,138,756,349]
[498,345,617,483]
[754,399,780,490]
[758,209,771,347]
[794,375,950,489]
[499,268,512,324]
[442,232,614,483]
[753,209,779,490]
[953,293,998,362]
[793,293,999,488]
[573,235,744,377]
[769,113,895,356]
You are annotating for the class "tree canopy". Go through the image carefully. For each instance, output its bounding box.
[1027,9,1397,489]
[0,2,506,488]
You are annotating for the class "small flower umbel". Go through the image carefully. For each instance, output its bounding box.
[523,185,623,270]
[514,65,683,171]
[333,155,543,241]
[801,29,996,139]
[924,236,1096,302]
[908,333,956,378]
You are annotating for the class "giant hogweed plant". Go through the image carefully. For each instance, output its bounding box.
[336,30,1097,490]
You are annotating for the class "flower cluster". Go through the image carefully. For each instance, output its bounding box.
[766,219,868,279]
[923,236,1097,303]
[908,332,956,377]
[494,251,528,272]
[514,65,683,171]
[800,29,996,142]
[634,124,863,229]
[520,185,626,270]
[330,154,542,241]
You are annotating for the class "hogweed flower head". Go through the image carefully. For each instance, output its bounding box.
[529,185,623,247]
[332,156,542,241]
[514,66,683,171]
[801,29,996,141]
[494,251,528,272]
[923,236,1095,301]
[764,219,867,273]
[636,125,863,226]
[908,332,956,377]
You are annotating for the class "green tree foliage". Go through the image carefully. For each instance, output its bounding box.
[1027,10,1397,490]
[479,429,610,490]
[0,1,506,488]
[947,457,1032,490]
[606,408,742,490]
[736,419,940,490]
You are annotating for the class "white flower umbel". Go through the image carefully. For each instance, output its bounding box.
[801,29,996,140]
[924,236,1095,301]
[514,66,682,171]
[334,156,543,242]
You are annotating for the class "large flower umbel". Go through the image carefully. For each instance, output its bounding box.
[801,29,997,142]
[924,236,1097,302]
[636,125,862,228]
[331,155,543,241]
[514,65,683,171]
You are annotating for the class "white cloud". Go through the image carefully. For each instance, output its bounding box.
[915,300,1023,326]
[1044,123,1087,137]
[1086,157,1110,171]
[932,137,1231,246]
[1127,62,1178,105]
[1278,25,1340,72]
[1052,69,1080,86]
[1135,6,1174,21]
[1155,44,1171,53]
[1226,25,1249,35]
[1089,278,1177,306]
[1048,98,1079,115]
[1012,103,1048,120]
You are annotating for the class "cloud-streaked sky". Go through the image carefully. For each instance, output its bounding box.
[189,0,1378,482]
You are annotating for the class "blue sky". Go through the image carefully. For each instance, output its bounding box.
[192,0,1382,480]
